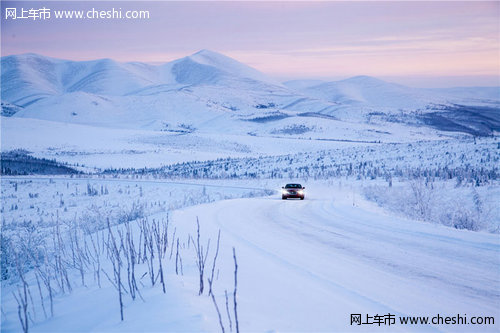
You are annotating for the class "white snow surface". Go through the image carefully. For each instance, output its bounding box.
[170,183,500,332]
[1,50,499,333]
[3,51,498,136]
[1,116,454,170]
[1,180,498,332]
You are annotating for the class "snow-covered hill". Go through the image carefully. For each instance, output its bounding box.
[1,54,157,102]
[285,76,500,136]
[285,75,437,108]
[1,51,323,133]
[1,51,499,137]
[169,49,282,86]
[1,50,283,103]
[284,77,500,108]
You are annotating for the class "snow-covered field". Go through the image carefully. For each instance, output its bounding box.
[1,179,499,332]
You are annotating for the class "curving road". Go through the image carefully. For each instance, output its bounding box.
[172,184,500,332]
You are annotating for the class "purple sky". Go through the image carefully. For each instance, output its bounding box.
[1,1,499,87]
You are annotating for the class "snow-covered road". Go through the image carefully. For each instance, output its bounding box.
[172,184,500,332]
[2,180,498,332]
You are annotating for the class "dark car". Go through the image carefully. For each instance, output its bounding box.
[281,183,305,200]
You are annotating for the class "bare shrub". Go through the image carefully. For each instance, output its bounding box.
[190,218,210,295]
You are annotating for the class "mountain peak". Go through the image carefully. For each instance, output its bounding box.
[191,49,223,57]
[173,49,280,86]
[188,49,237,67]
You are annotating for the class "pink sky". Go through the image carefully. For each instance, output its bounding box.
[1,1,499,87]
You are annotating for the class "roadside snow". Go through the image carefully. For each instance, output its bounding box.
[3,180,497,332]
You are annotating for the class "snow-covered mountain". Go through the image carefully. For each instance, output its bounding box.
[284,76,500,136]
[284,76,436,108]
[1,54,157,102]
[2,51,499,137]
[284,76,500,109]
[1,50,282,103]
[1,51,337,134]
[168,49,281,86]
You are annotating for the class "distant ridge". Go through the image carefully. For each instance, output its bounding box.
[2,51,498,136]
[1,50,280,105]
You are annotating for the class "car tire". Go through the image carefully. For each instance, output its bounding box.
[282,196,287,200]
[300,196,304,200]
